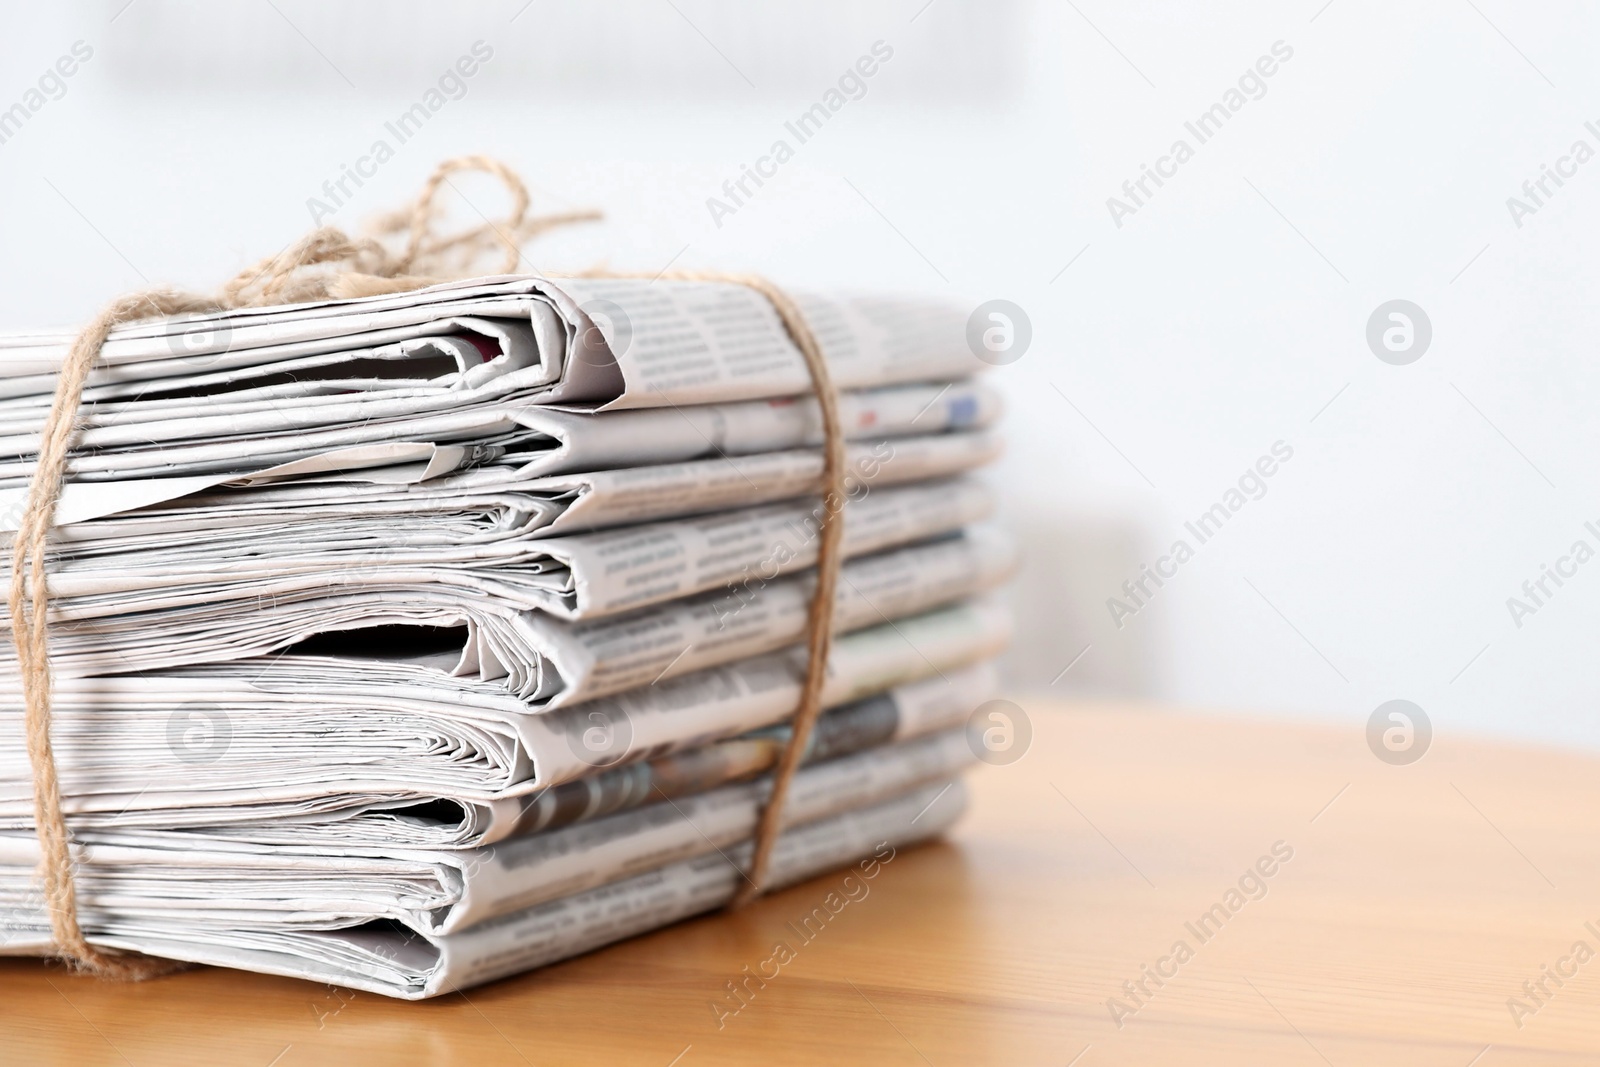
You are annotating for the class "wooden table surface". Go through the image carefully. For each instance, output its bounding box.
[6,700,1600,1065]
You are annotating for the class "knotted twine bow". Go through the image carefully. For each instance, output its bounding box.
[10,156,846,978]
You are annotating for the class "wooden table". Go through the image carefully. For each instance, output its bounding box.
[6,701,1600,1065]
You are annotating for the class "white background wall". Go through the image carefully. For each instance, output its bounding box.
[4,1,1599,747]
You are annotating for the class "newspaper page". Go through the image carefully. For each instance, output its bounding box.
[0,779,969,1000]
[35,474,997,627]
[1,384,999,532]
[0,277,984,491]
[0,600,1010,834]
[0,724,977,939]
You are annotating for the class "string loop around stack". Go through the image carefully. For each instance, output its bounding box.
[9,156,842,977]
[647,271,844,906]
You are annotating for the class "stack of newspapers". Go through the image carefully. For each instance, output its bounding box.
[0,276,1011,998]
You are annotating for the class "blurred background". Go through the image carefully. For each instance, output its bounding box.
[4,1,1600,747]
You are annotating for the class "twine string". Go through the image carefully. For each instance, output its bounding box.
[13,292,219,980]
[650,272,843,907]
[11,156,843,977]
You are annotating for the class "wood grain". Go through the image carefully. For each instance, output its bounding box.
[4,700,1600,1065]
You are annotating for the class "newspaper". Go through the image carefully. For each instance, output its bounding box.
[0,718,977,938]
[0,277,981,494]
[19,426,999,543]
[0,777,967,999]
[34,473,998,629]
[10,399,1001,535]
[0,600,1010,838]
[0,277,975,405]
[14,517,1012,688]
[0,378,996,484]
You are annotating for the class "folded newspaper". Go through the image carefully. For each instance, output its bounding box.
[0,274,1009,997]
